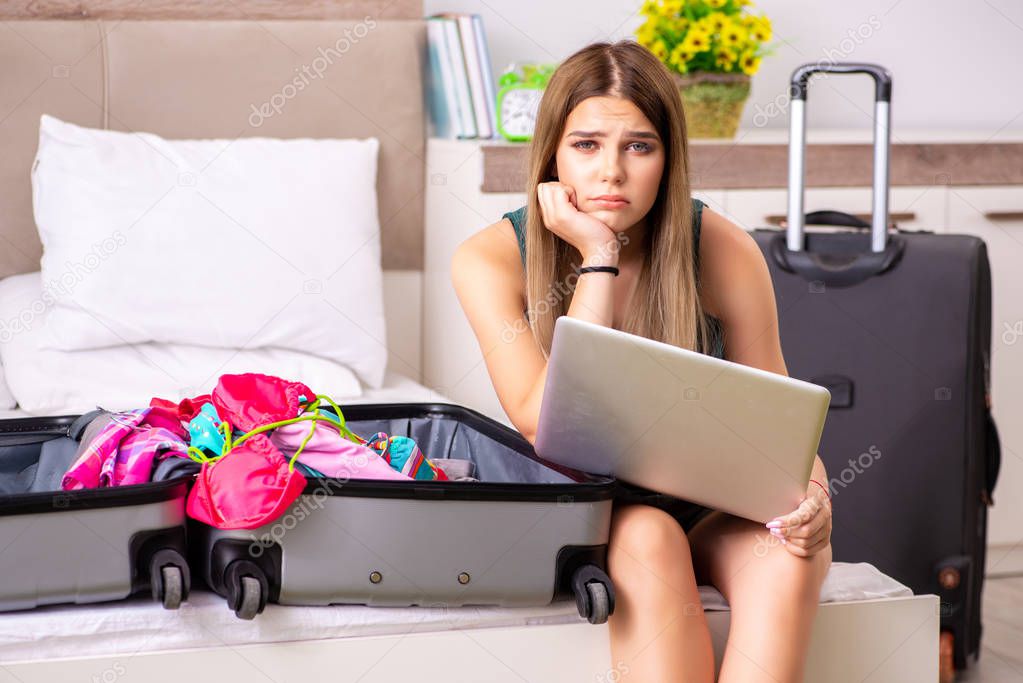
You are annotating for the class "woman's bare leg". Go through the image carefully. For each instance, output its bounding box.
[607,504,716,683]
[688,511,832,683]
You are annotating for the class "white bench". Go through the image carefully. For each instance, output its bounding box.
[0,562,937,682]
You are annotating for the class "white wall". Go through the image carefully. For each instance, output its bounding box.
[425,0,1023,133]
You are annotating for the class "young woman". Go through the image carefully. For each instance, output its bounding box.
[451,41,832,683]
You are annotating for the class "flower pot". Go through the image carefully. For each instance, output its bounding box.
[673,72,751,139]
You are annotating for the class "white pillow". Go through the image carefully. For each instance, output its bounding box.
[0,273,363,415]
[31,114,388,389]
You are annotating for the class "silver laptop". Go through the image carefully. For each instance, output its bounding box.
[534,316,831,523]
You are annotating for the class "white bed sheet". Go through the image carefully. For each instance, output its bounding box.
[0,372,914,664]
[0,561,912,664]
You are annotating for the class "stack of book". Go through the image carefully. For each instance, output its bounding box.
[425,13,498,139]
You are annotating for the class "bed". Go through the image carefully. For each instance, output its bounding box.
[0,2,937,680]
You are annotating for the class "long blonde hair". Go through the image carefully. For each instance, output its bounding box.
[524,40,712,358]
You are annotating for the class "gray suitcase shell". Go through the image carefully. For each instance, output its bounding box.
[192,402,618,623]
[0,411,191,611]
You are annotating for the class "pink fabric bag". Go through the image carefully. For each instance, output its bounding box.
[186,432,308,530]
[185,373,314,530]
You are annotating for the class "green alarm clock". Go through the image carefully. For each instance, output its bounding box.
[496,63,556,142]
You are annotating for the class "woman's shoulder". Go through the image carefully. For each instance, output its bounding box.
[696,202,771,319]
[451,215,525,284]
[696,202,762,262]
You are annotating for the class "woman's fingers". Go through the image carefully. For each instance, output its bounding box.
[787,535,831,558]
[563,183,577,208]
[537,183,553,227]
[779,518,828,554]
[768,496,819,530]
[538,182,566,227]
[786,524,827,550]
[550,183,575,219]
[786,504,829,540]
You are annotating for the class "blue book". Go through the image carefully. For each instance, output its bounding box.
[425,18,459,139]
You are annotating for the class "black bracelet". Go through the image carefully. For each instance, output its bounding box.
[577,265,620,277]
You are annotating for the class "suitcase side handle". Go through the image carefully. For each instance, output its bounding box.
[804,210,869,229]
[786,62,893,254]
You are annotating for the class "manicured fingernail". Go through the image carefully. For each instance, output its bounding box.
[770,528,784,538]
[781,538,788,545]
[766,521,782,528]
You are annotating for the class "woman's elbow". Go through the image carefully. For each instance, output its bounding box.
[518,423,538,447]
[507,404,539,447]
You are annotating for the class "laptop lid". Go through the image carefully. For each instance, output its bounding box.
[533,316,831,523]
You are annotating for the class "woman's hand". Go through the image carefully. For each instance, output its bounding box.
[765,485,832,558]
[536,182,620,263]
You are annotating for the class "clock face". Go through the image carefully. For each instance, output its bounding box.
[500,88,544,139]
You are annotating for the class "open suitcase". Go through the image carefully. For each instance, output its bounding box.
[191,402,618,623]
[0,410,191,611]
[750,63,1001,676]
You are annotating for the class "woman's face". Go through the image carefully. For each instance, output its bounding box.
[553,95,666,233]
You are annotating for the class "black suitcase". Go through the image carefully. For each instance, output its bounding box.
[749,63,1001,675]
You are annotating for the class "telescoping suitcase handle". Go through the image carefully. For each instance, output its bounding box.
[786,63,893,253]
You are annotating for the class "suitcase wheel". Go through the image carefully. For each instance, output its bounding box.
[159,566,184,610]
[225,560,269,620]
[585,582,610,625]
[149,549,191,610]
[571,564,615,625]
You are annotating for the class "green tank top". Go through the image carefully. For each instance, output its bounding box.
[502,197,725,359]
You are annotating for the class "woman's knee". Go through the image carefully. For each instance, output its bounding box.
[608,504,694,580]
[737,535,832,605]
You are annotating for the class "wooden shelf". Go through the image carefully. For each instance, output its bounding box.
[479,138,1023,192]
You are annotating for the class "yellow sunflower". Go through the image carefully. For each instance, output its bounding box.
[635,20,658,47]
[721,21,747,48]
[638,0,656,16]
[669,16,691,33]
[749,17,772,42]
[706,0,727,7]
[706,11,728,33]
[714,46,738,69]
[663,0,684,14]
[669,43,695,71]
[681,28,712,53]
[739,49,762,75]
[650,39,670,62]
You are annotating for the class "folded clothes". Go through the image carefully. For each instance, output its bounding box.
[62,408,190,490]
[270,420,410,481]
[364,432,447,481]
[62,373,465,530]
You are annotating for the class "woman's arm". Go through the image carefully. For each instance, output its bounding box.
[451,219,619,444]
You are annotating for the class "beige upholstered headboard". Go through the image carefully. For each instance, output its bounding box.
[0,0,427,278]
[0,1,429,379]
